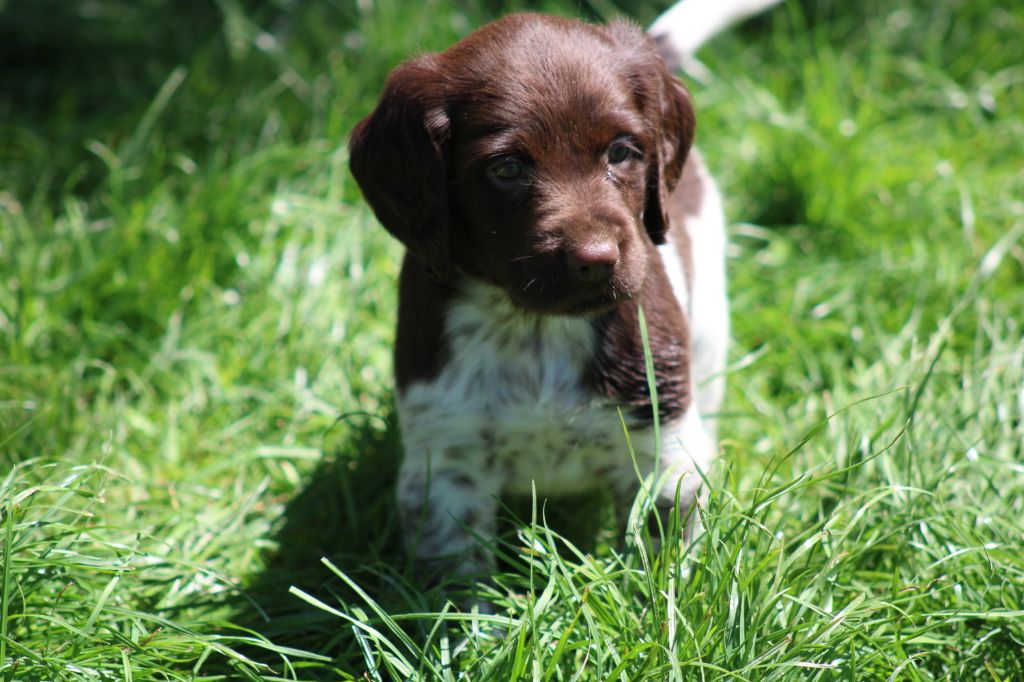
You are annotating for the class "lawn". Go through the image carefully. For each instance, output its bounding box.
[2,0,1023,679]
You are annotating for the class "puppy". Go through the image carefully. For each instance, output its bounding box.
[349,13,728,582]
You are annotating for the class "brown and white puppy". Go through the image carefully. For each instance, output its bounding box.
[349,14,728,581]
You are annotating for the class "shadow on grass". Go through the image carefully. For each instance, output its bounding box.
[226,412,414,676]
[217,408,613,677]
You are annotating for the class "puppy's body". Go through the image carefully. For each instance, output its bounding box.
[350,14,728,579]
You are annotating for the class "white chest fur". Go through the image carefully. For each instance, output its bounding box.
[396,280,640,495]
[393,258,718,572]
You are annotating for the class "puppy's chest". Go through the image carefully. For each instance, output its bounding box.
[397,286,643,492]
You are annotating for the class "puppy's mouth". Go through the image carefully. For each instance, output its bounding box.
[563,291,623,316]
[508,281,629,317]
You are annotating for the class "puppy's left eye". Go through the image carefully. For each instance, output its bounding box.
[607,139,636,164]
[491,158,525,180]
[488,156,532,187]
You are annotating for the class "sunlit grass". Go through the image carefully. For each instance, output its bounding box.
[1,0,1022,679]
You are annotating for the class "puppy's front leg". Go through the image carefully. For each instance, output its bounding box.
[607,414,711,549]
[655,406,715,544]
[397,455,502,581]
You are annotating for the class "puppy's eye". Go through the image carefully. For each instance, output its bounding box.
[489,157,526,182]
[607,140,634,165]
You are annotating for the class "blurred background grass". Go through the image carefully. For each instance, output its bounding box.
[2,0,1023,679]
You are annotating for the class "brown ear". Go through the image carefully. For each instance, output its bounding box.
[643,66,695,244]
[349,55,452,279]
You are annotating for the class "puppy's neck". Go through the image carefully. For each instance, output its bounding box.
[445,277,600,363]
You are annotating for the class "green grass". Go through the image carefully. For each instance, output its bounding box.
[2,0,1023,679]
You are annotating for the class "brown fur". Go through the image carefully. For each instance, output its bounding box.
[350,14,697,403]
[587,240,691,424]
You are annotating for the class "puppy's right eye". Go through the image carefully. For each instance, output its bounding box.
[489,157,526,183]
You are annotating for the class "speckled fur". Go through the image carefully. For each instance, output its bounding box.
[396,269,718,576]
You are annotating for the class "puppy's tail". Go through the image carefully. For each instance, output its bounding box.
[649,0,782,72]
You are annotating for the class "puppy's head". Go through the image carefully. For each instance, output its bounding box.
[350,14,695,315]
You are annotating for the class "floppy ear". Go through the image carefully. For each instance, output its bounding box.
[349,55,452,279]
[643,65,695,244]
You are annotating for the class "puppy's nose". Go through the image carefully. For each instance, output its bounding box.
[566,242,619,283]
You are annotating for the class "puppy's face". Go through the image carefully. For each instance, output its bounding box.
[447,44,655,315]
[350,14,695,316]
